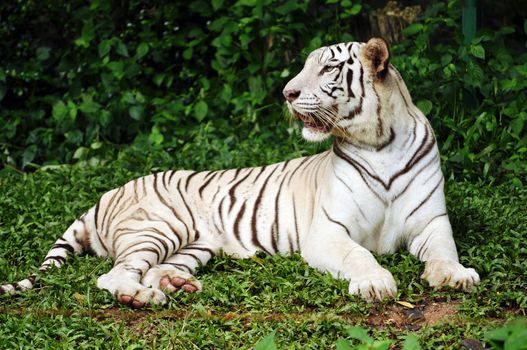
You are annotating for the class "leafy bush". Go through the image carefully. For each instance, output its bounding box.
[390,2,527,183]
[0,0,362,168]
[0,0,525,182]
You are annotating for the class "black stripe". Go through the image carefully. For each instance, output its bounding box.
[416,230,436,260]
[184,171,200,192]
[376,128,395,151]
[332,144,386,203]
[422,213,447,232]
[177,252,200,260]
[142,259,152,269]
[359,65,365,97]
[116,246,161,264]
[228,168,242,184]
[252,165,268,183]
[184,246,215,257]
[152,175,190,240]
[233,202,249,250]
[133,178,139,202]
[228,171,253,213]
[320,85,333,96]
[287,156,316,187]
[250,166,279,255]
[102,186,126,237]
[177,179,199,240]
[292,196,300,253]
[280,159,291,173]
[345,97,363,119]
[44,255,67,265]
[51,243,75,254]
[94,198,102,230]
[271,175,287,253]
[346,68,354,98]
[168,170,178,184]
[405,177,443,222]
[114,234,165,259]
[198,171,220,198]
[394,155,439,201]
[162,171,170,190]
[323,207,351,237]
[165,262,192,273]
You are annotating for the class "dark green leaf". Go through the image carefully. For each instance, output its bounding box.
[402,334,421,350]
[116,40,129,57]
[183,48,193,60]
[416,99,433,115]
[98,40,112,57]
[52,101,68,122]
[349,4,362,15]
[403,23,423,36]
[211,0,223,10]
[129,106,144,120]
[346,327,372,344]
[0,84,6,102]
[74,21,95,48]
[36,47,51,60]
[254,332,277,350]
[194,100,208,121]
[79,100,101,114]
[335,339,353,350]
[136,43,149,58]
[22,145,37,167]
[470,44,485,59]
[72,146,89,160]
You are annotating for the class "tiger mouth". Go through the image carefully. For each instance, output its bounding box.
[293,110,332,133]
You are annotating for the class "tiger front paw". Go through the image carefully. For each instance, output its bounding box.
[142,266,202,293]
[422,259,480,291]
[348,267,397,302]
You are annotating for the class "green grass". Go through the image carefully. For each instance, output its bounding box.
[0,137,526,349]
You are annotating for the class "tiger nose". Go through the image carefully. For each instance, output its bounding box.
[283,89,300,102]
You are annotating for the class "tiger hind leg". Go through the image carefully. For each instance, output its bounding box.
[142,241,216,294]
[96,242,168,308]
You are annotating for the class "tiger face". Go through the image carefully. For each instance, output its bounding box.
[283,38,391,144]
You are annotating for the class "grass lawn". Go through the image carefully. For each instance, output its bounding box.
[0,140,526,349]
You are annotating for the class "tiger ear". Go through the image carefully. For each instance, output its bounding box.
[363,38,390,80]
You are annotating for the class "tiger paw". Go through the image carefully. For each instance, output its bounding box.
[422,259,480,291]
[142,266,202,293]
[116,287,166,309]
[97,273,167,308]
[348,268,397,302]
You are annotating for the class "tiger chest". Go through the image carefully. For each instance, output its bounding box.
[328,164,407,254]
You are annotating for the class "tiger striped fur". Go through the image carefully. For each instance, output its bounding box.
[1,38,480,307]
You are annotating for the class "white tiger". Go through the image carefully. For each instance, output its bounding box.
[1,38,480,307]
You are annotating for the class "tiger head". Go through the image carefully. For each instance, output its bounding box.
[283,38,403,147]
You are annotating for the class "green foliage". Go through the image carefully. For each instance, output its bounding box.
[253,327,422,349]
[485,319,527,350]
[1,0,525,182]
[0,0,362,169]
[391,1,527,182]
